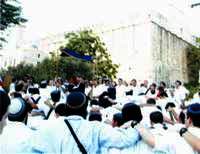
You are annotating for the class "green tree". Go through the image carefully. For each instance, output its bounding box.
[0,0,27,48]
[61,29,119,79]
[187,37,200,85]
[0,57,93,85]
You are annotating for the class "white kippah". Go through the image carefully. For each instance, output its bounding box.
[9,98,23,114]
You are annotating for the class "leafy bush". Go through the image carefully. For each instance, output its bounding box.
[184,82,200,99]
[0,57,93,85]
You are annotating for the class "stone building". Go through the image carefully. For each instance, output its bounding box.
[93,11,196,85]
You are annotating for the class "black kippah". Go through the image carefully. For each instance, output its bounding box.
[66,92,86,109]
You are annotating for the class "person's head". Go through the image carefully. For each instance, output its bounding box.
[130,79,137,87]
[165,102,176,111]
[175,80,182,88]
[160,81,166,89]
[149,83,157,94]
[150,83,157,90]
[146,98,156,105]
[88,112,102,122]
[112,113,124,127]
[15,80,24,92]
[150,111,164,125]
[8,98,32,123]
[55,103,66,118]
[122,103,142,123]
[118,78,123,86]
[65,92,88,119]
[51,90,61,103]
[158,86,168,98]
[40,80,47,88]
[55,78,63,88]
[29,87,40,95]
[186,103,200,128]
[0,90,11,122]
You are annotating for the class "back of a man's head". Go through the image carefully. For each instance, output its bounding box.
[66,92,88,119]
[88,112,102,122]
[146,98,156,105]
[187,103,200,128]
[51,90,61,103]
[0,90,11,121]
[122,103,142,123]
[150,111,164,124]
[8,98,31,123]
[112,113,124,127]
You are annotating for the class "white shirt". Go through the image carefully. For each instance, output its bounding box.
[0,122,34,154]
[31,116,140,154]
[174,86,189,105]
[116,85,127,99]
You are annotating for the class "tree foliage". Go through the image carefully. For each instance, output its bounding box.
[187,39,200,85]
[0,57,93,84]
[62,30,119,79]
[0,0,27,48]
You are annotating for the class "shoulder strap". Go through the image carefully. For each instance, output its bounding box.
[44,107,53,120]
[31,96,41,104]
[64,119,87,154]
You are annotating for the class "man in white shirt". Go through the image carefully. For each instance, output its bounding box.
[1,97,34,154]
[31,92,140,154]
[116,78,127,99]
[174,80,189,107]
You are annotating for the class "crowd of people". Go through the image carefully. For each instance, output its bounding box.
[0,75,199,154]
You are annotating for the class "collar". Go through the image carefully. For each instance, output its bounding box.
[62,115,84,121]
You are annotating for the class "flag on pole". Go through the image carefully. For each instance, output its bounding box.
[60,48,93,62]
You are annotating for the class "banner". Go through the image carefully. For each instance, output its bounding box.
[61,48,93,62]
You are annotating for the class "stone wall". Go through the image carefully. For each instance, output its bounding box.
[97,20,190,84]
[98,21,153,82]
[151,22,189,85]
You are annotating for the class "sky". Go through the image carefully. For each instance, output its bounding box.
[4,0,200,49]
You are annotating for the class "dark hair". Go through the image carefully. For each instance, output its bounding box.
[51,90,61,103]
[165,102,176,110]
[15,81,24,92]
[0,90,11,121]
[55,103,66,116]
[122,103,142,123]
[159,89,168,98]
[176,80,182,86]
[29,88,40,95]
[99,92,113,108]
[187,103,200,127]
[89,112,102,122]
[160,81,166,88]
[147,98,156,105]
[151,83,157,88]
[113,113,124,127]
[150,111,163,124]
[90,99,99,106]
[65,102,88,119]
[40,80,47,88]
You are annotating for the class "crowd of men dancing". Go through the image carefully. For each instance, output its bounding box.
[0,75,199,154]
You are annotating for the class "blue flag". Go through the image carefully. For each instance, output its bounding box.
[61,48,93,62]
